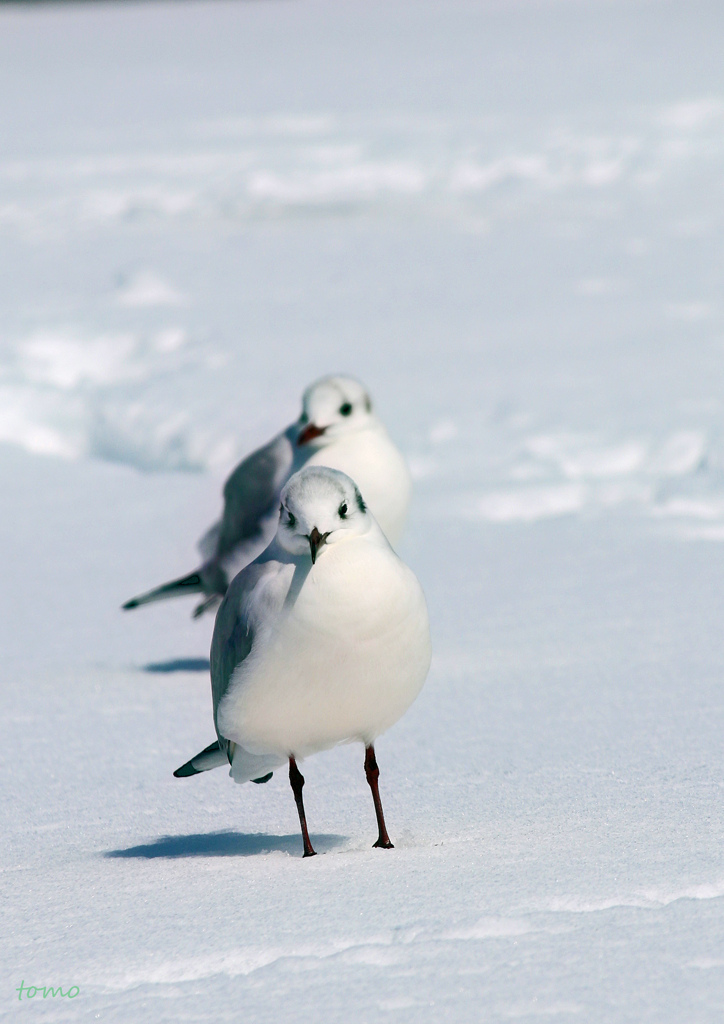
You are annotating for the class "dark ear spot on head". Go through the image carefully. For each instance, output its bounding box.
[355,487,367,514]
[365,394,372,412]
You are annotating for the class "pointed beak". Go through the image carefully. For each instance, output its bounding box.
[308,527,329,564]
[297,422,327,446]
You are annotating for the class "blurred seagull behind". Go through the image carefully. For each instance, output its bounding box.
[122,375,412,617]
[174,466,431,857]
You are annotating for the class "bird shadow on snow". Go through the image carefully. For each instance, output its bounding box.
[104,831,347,859]
[142,658,210,674]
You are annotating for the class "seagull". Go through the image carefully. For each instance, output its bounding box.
[173,466,431,857]
[122,375,412,617]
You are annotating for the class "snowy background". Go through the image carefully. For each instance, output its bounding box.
[2,0,724,1019]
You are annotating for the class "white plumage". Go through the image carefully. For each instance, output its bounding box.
[175,466,431,856]
[123,375,411,617]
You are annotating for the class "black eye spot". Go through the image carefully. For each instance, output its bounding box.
[339,402,353,416]
[281,506,296,528]
[338,502,348,518]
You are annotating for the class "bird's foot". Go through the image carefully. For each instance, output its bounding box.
[373,838,394,849]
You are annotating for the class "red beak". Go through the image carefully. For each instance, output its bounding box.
[297,423,327,446]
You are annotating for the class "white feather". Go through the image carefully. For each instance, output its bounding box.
[211,466,430,780]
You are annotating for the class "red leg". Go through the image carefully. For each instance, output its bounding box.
[364,745,394,849]
[289,757,316,858]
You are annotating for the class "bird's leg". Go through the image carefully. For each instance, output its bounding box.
[288,757,316,858]
[364,745,394,849]
[192,594,222,619]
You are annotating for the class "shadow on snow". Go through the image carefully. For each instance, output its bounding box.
[142,658,210,674]
[104,831,347,859]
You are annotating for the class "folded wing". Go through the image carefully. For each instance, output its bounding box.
[209,555,297,780]
[207,430,295,580]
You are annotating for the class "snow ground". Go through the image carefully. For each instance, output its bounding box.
[2,0,724,1020]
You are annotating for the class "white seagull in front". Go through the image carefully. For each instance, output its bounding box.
[174,466,431,857]
[123,375,412,617]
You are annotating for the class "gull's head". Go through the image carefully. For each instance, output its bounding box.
[296,375,374,447]
[277,466,371,562]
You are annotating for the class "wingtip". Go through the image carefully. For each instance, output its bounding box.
[122,599,138,611]
[173,763,201,778]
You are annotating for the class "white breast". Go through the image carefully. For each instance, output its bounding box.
[306,425,411,545]
[217,534,431,759]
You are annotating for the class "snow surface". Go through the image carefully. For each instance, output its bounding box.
[2,0,724,1019]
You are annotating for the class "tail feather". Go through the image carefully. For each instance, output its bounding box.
[174,740,228,778]
[122,571,204,611]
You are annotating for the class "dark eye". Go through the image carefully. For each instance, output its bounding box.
[339,402,353,416]
[281,506,296,528]
[338,502,348,518]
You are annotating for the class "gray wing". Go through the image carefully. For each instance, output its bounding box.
[210,556,295,758]
[206,429,295,574]
[196,521,221,563]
